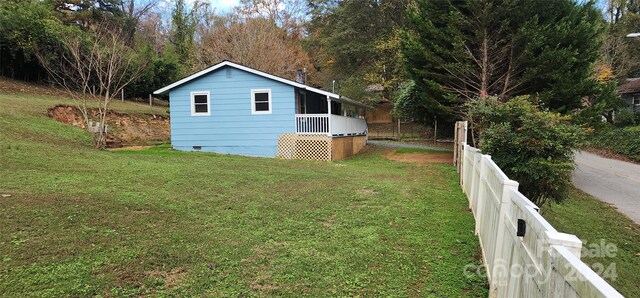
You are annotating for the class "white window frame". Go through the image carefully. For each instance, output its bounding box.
[634,95,640,106]
[251,89,272,115]
[191,91,210,116]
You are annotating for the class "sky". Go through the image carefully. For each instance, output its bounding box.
[207,0,240,11]
[157,0,240,13]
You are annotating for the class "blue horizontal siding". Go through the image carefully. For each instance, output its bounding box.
[170,114,295,123]
[173,145,277,157]
[172,139,279,146]
[172,133,282,141]
[169,66,296,157]
[174,122,294,135]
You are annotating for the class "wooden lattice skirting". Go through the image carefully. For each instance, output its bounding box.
[277,134,368,161]
[277,133,332,161]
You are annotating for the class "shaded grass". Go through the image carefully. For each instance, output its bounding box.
[0,93,487,297]
[542,187,640,297]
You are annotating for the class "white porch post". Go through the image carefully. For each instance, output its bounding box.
[327,96,332,136]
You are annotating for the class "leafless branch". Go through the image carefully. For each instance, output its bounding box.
[36,22,148,148]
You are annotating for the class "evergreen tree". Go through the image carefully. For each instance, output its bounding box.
[171,0,199,68]
[0,0,61,81]
[51,0,129,29]
[306,0,412,101]
[402,0,604,118]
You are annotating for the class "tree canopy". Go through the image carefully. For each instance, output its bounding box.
[305,0,413,102]
[401,0,604,118]
[0,0,627,126]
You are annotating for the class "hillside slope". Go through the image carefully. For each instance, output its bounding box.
[0,78,170,146]
[0,82,487,296]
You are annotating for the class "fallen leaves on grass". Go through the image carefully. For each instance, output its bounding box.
[145,267,187,289]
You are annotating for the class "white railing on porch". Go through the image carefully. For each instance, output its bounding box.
[295,114,329,134]
[330,114,367,136]
[453,121,623,298]
[295,114,367,136]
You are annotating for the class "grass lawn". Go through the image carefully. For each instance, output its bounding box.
[542,187,640,297]
[0,92,488,297]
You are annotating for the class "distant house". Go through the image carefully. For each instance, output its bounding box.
[364,84,393,124]
[618,78,640,111]
[153,61,371,161]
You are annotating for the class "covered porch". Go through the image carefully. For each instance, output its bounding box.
[294,88,369,136]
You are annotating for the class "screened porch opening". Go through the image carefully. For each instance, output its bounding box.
[294,88,368,136]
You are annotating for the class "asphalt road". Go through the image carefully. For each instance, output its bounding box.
[573,151,640,225]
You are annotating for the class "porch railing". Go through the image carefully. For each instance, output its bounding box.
[295,114,367,136]
[330,114,367,136]
[295,114,329,134]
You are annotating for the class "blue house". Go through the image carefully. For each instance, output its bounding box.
[154,61,370,160]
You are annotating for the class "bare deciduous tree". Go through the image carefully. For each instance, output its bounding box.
[194,11,313,80]
[236,0,307,34]
[36,23,147,148]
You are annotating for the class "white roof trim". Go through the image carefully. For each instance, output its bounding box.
[334,96,374,109]
[154,60,339,99]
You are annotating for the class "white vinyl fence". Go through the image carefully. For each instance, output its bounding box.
[454,121,623,298]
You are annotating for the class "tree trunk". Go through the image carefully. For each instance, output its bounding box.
[479,29,489,99]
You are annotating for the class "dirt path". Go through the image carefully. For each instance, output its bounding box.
[368,140,452,152]
[383,151,453,165]
[370,141,454,165]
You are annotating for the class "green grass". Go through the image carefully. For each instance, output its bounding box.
[542,187,640,297]
[0,93,487,297]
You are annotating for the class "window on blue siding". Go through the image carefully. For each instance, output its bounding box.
[251,89,272,114]
[255,93,269,110]
[191,91,210,116]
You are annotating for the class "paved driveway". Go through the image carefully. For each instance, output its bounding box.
[573,151,640,225]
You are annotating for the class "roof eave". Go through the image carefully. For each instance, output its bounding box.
[153,61,229,94]
[335,96,374,109]
[152,61,373,110]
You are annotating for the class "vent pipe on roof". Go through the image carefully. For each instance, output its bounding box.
[295,69,305,84]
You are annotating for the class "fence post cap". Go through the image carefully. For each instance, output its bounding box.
[546,231,582,258]
[504,179,519,187]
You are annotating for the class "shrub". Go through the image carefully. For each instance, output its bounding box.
[590,125,640,162]
[468,96,583,206]
[613,108,636,127]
